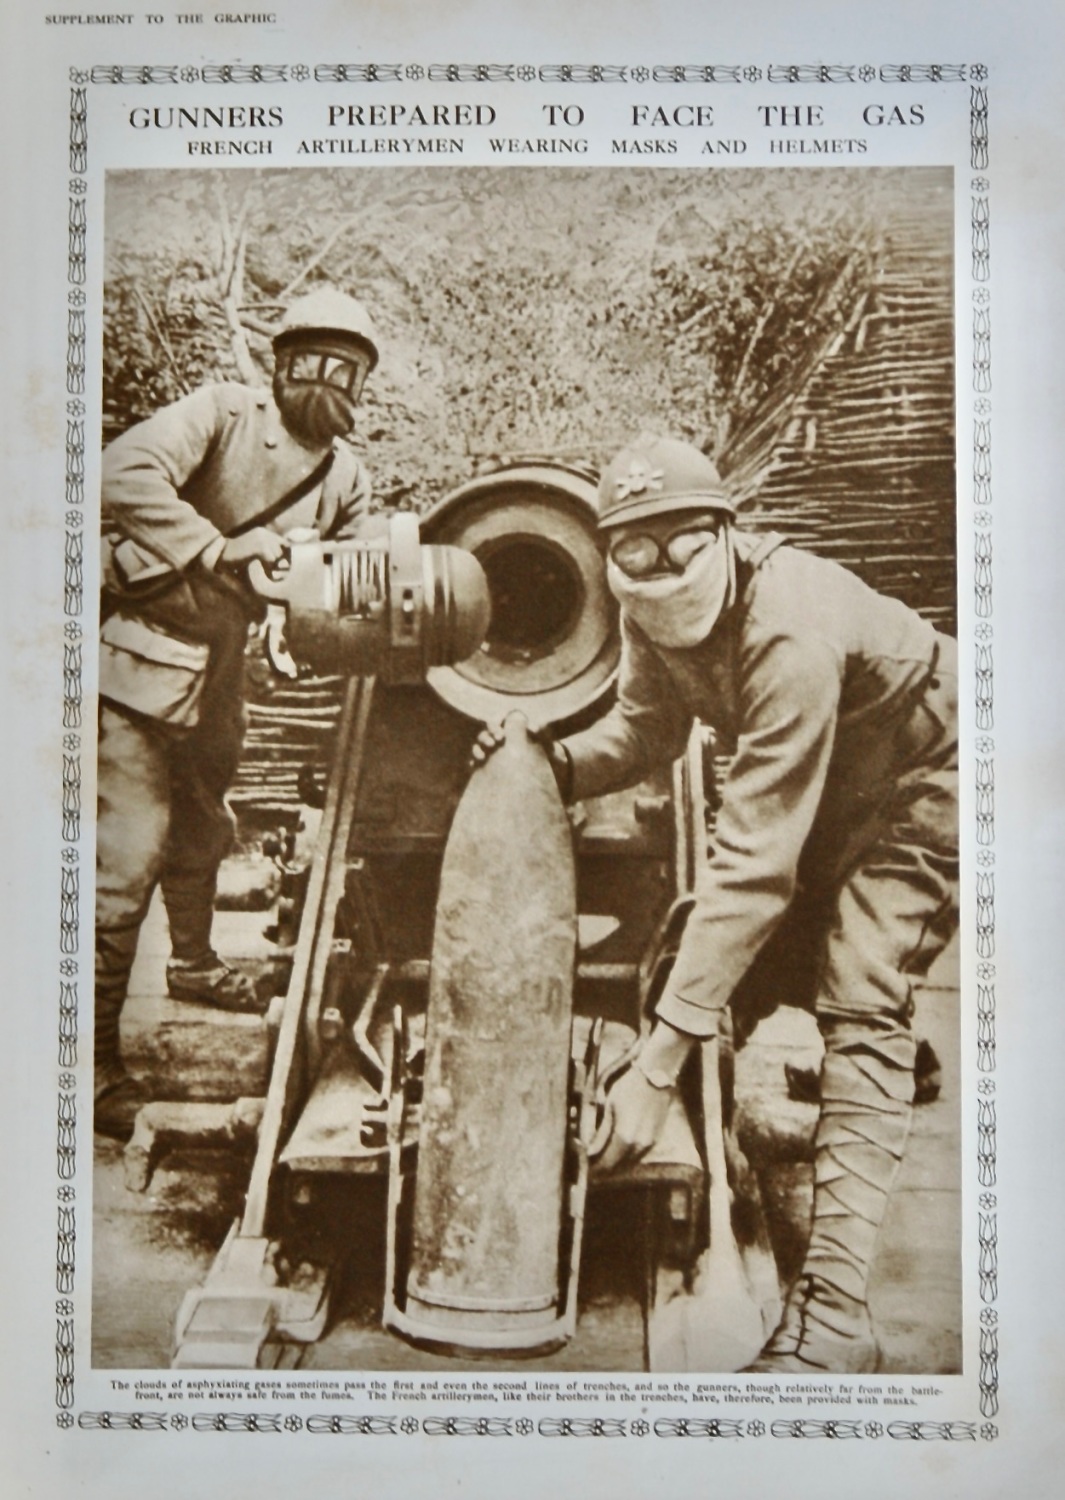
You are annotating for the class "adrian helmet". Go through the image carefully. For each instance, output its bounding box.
[274,288,380,371]
[597,435,735,529]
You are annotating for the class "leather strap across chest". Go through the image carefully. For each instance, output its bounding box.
[226,448,336,539]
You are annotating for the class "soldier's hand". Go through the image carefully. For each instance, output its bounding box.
[469,723,506,766]
[220,528,290,573]
[594,1064,673,1174]
[470,723,572,798]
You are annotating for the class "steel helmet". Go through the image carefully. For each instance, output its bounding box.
[597,435,735,529]
[274,288,380,371]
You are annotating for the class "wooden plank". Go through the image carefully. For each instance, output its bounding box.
[241,677,376,1236]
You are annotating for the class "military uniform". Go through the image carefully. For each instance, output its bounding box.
[566,531,958,1038]
[101,382,371,571]
[565,526,958,1371]
[96,382,373,1117]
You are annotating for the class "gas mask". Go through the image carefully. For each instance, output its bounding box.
[272,343,370,447]
[606,522,735,649]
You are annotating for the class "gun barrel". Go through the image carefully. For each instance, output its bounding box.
[422,463,620,727]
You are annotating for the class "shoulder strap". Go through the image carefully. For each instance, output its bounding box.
[734,531,784,598]
[226,448,336,539]
[315,440,366,540]
[747,532,785,570]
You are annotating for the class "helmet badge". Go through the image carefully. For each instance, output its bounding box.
[614,460,664,502]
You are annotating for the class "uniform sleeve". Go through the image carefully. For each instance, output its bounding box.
[562,620,693,800]
[101,386,229,572]
[657,630,843,1036]
[324,446,374,540]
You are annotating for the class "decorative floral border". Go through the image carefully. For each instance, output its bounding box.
[81,61,986,87]
[60,58,994,1440]
[73,1409,994,1441]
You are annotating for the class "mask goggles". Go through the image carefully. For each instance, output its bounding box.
[607,519,723,580]
[284,348,369,401]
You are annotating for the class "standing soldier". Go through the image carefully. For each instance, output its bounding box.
[95,288,381,1141]
[483,433,958,1374]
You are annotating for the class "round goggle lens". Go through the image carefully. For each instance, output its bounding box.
[323,355,356,390]
[610,524,720,579]
[665,528,716,570]
[288,351,323,382]
[610,534,662,577]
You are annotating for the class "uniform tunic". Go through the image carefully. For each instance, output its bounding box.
[563,533,959,1056]
[96,383,372,963]
[101,381,371,569]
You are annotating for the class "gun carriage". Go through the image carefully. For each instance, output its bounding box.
[172,463,737,1369]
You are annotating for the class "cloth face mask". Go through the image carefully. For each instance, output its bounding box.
[606,526,733,648]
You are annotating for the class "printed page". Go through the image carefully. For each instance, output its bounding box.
[1,4,1062,1497]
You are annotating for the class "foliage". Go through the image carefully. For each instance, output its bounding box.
[103,166,919,507]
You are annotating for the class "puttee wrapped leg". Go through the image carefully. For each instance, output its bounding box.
[746,1029,914,1374]
[746,739,957,1374]
[94,924,150,1141]
[94,705,170,1140]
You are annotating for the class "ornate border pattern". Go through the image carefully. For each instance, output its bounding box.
[655,1417,745,1439]
[69,1409,988,1441]
[63,56,993,1440]
[58,68,89,1431]
[969,100,998,1419]
[972,102,1008,1416]
[305,1415,398,1434]
[84,61,989,87]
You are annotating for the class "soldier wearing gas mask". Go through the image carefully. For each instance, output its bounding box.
[95,288,380,1141]
[495,433,958,1374]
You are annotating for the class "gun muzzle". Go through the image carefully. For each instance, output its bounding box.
[249,513,490,682]
[421,463,620,728]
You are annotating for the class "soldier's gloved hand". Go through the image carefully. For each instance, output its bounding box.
[594,1021,695,1173]
[220,527,290,573]
[470,723,573,799]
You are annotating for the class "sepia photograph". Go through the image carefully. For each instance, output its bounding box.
[91,162,960,1378]
[10,0,1065,1493]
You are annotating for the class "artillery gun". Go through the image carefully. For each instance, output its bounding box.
[171,463,728,1369]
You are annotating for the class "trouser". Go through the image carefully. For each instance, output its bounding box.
[95,605,247,1082]
[95,699,244,947]
[730,650,959,1057]
[731,648,959,1302]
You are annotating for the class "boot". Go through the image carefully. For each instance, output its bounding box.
[166,950,261,1013]
[744,1273,880,1374]
[94,927,149,1143]
[745,1036,914,1374]
[163,874,261,1013]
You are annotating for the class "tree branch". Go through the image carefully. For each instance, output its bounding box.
[210,177,261,385]
[238,314,282,340]
[729,240,806,405]
[133,287,189,396]
[279,215,362,299]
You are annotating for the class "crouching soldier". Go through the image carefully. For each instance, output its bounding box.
[95,288,381,1141]
[479,433,958,1374]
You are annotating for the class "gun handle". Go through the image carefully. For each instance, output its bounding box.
[246,557,293,602]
